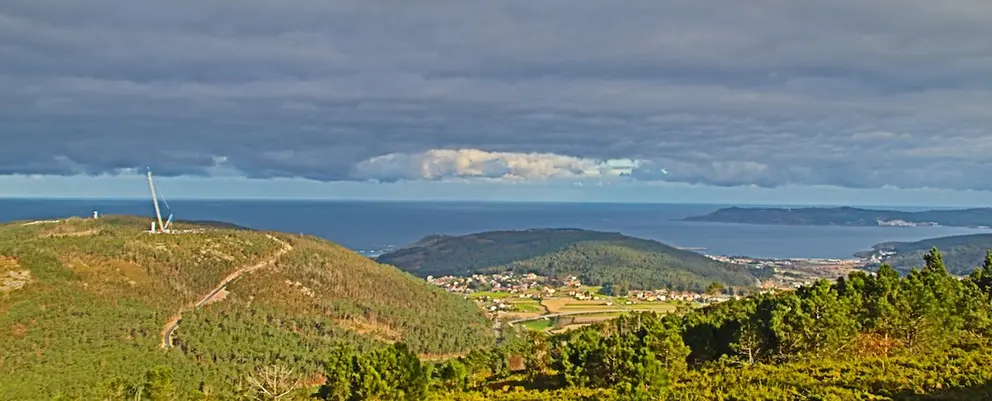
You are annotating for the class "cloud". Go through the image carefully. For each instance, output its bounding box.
[1,0,991,191]
[352,149,635,182]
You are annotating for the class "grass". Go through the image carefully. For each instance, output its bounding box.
[467,291,512,299]
[509,300,545,313]
[520,319,554,331]
[627,303,679,312]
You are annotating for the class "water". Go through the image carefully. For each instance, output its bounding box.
[0,199,986,259]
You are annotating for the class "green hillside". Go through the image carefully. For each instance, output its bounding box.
[102,248,992,400]
[377,229,758,291]
[866,233,992,275]
[0,215,493,399]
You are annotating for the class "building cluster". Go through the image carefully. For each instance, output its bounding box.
[564,288,736,304]
[426,272,583,295]
[865,250,896,264]
[629,289,736,304]
[706,254,777,270]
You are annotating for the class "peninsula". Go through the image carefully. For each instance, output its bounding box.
[682,206,992,228]
[859,233,992,275]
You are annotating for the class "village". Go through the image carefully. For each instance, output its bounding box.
[424,255,867,333]
[425,272,740,322]
[705,254,866,290]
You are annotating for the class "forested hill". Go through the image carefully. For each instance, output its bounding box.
[377,228,758,291]
[0,215,493,399]
[683,206,992,227]
[865,233,992,275]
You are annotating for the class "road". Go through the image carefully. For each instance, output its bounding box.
[160,234,292,349]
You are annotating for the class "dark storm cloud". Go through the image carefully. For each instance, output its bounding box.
[2,0,992,189]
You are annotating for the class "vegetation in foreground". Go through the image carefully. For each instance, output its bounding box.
[0,216,493,399]
[377,228,758,292]
[78,247,992,400]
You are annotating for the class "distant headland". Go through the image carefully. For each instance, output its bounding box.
[682,206,992,228]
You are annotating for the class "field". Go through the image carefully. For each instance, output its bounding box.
[511,297,684,333]
[508,298,545,313]
[542,297,681,313]
[467,291,513,299]
[520,319,554,331]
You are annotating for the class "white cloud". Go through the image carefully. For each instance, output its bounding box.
[352,149,638,182]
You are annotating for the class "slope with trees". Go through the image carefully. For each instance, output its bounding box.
[0,216,492,399]
[87,247,992,400]
[377,229,758,292]
[865,233,992,275]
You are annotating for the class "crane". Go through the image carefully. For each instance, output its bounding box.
[146,167,174,233]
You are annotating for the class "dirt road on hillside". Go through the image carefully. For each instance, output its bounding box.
[161,234,292,349]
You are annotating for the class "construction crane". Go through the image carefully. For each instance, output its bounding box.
[146,167,174,233]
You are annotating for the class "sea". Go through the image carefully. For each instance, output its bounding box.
[0,199,986,260]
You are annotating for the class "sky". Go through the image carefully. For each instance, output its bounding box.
[2,1,992,205]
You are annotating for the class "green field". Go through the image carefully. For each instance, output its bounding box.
[467,291,512,299]
[520,319,554,331]
[509,300,545,313]
[627,303,679,311]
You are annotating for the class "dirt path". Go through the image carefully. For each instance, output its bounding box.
[161,234,292,349]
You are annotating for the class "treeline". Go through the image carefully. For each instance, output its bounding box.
[86,247,992,400]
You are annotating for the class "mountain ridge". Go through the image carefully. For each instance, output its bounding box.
[377,228,759,291]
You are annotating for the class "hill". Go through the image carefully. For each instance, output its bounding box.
[862,233,992,275]
[376,228,759,291]
[102,247,992,401]
[0,215,493,399]
[683,206,992,227]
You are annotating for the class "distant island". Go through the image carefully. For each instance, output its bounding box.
[683,206,992,227]
[859,233,992,275]
[376,228,760,292]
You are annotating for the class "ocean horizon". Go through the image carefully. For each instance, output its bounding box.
[1,198,985,260]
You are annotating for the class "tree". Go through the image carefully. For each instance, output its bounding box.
[435,359,469,391]
[245,365,303,400]
[770,280,857,357]
[968,250,992,295]
[142,366,177,401]
[601,281,630,297]
[317,346,356,401]
[923,247,946,274]
[523,330,552,377]
[706,282,725,296]
[350,343,429,401]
